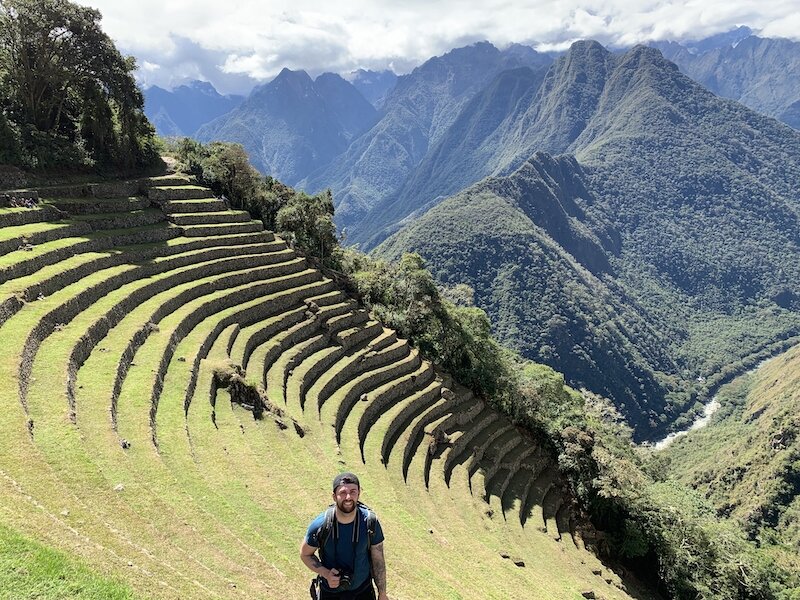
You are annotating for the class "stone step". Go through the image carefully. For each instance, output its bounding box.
[379,383,446,467]
[442,414,503,487]
[73,209,167,231]
[169,211,251,226]
[181,221,263,237]
[43,197,150,215]
[161,198,228,214]
[0,205,66,228]
[149,185,216,202]
[0,221,91,256]
[144,174,195,188]
[468,428,520,488]
[35,180,143,199]
[314,337,410,412]
[356,364,437,461]
[335,320,384,350]
[403,398,483,482]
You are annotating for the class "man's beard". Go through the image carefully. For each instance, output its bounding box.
[337,498,356,513]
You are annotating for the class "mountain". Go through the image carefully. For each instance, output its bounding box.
[353,41,613,247]
[376,41,800,439]
[377,153,684,431]
[196,69,378,185]
[300,42,554,230]
[353,66,546,247]
[349,69,398,108]
[651,33,800,128]
[143,80,244,137]
[674,25,753,54]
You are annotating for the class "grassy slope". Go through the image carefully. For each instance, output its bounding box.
[0,525,135,600]
[660,343,800,559]
[0,181,656,599]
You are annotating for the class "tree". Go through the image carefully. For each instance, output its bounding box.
[0,0,158,169]
[276,189,338,266]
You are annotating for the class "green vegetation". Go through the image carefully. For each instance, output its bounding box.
[141,145,800,597]
[337,250,513,399]
[170,138,339,267]
[659,345,800,571]
[0,0,159,172]
[345,41,800,451]
[377,154,697,439]
[0,524,135,599]
[338,246,800,599]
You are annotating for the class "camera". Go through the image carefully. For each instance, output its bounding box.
[337,568,353,590]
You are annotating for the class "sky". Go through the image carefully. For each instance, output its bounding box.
[78,0,800,95]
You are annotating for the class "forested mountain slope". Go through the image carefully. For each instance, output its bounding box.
[355,40,617,247]
[196,69,377,184]
[352,66,546,247]
[378,153,688,436]
[300,42,553,230]
[378,42,800,439]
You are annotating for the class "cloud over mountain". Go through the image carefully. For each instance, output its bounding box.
[84,0,800,95]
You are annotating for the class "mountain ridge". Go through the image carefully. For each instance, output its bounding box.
[376,40,800,438]
[196,69,378,185]
[300,41,554,230]
[143,80,244,137]
[652,33,800,128]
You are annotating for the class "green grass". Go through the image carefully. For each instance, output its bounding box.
[0,221,72,242]
[0,178,659,599]
[0,524,136,600]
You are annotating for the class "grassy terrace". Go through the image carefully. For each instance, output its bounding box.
[0,175,654,599]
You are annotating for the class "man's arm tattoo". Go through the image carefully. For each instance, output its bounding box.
[309,555,323,570]
[371,544,387,593]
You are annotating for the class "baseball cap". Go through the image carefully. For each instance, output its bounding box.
[332,472,360,492]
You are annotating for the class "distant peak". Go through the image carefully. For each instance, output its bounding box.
[568,39,609,54]
[441,41,500,60]
[315,72,347,84]
[628,44,666,59]
[275,67,312,82]
[622,44,676,70]
[187,80,215,91]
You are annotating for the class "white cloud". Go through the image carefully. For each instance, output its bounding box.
[77,0,800,94]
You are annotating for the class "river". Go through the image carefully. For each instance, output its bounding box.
[653,397,721,450]
[652,355,779,450]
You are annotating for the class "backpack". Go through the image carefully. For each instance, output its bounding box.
[316,501,378,558]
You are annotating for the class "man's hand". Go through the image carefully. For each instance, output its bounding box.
[377,592,389,600]
[325,568,341,589]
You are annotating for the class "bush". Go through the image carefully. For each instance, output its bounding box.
[172,138,336,264]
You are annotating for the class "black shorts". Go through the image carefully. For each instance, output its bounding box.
[318,580,376,600]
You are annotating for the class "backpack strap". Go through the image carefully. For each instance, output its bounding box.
[318,502,379,556]
[316,504,336,560]
[358,502,378,548]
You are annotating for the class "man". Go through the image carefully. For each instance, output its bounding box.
[301,473,389,600]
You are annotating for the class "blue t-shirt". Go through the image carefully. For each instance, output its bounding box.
[305,505,385,593]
